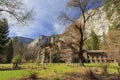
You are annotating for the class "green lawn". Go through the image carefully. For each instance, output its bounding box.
[0,70,30,80]
[0,63,119,80]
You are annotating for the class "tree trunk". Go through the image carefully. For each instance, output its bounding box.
[36,51,40,66]
[13,63,18,69]
[49,49,52,63]
[41,53,45,64]
[79,27,84,66]
[79,47,84,66]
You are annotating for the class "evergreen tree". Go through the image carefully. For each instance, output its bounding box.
[90,30,100,50]
[84,30,101,50]
[6,40,13,63]
[0,18,9,54]
[84,39,93,50]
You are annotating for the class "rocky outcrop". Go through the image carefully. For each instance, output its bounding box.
[28,35,51,48]
[80,7,110,36]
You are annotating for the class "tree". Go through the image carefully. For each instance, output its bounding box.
[60,0,101,66]
[104,0,120,28]
[84,30,101,50]
[84,39,93,50]
[90,30,100,50]
[0,0,33,24]
[12,37,26,56]
[5,40,13,63]
[11,54,21,69]
[104,29,120,61]
[23,46,40,62]
[0,18,9,55]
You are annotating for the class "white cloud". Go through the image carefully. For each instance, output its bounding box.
[53,22,66,34]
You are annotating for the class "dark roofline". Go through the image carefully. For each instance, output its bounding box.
[85,50,120,53]
[87,50,105,53]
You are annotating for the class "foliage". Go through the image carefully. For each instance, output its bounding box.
[84,38,93,50]
[11,54,21,63]
[84,30,101,50]
[5,40,13,63]
[104,0,120,28]
[91,30,100,50]
[0,18,13,63]
[0,18,9,54]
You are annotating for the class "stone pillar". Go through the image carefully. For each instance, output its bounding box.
[99,56,102,63]
[49,49,52,63]
[89,56,93,63]
[114,60,117,63]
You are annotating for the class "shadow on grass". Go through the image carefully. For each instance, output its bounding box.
[60,72,120,80]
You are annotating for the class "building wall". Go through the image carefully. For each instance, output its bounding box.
[84,51,117,63]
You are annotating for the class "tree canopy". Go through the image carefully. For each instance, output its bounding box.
[0,18,9,54]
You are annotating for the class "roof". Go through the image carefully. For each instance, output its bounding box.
[85,50,120,53]
[87,50,105,53]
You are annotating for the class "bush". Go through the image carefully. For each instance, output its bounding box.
[11,54,21,64]
[29,59,34,63]
[101,64,108,74]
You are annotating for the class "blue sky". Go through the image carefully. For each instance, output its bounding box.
[8,0,103,39]
[9,0,70,39]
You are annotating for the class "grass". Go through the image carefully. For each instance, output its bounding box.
[0,63,119,80]
[0,70,30,80]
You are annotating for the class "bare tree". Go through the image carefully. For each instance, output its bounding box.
[59,0,101,66]
[104,30,120,61]
[23,46,40,62]
[0,0,33,24]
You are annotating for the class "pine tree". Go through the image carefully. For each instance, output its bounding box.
[6,41,13,63]
[90,30,100,50]
[0,18,9,54]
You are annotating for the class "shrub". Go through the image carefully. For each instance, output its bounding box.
[11,54,21,64]
[29,59,34,63]
[101,64,108,74]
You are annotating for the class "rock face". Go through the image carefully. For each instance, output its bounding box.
[28,35,51,48]
[81,7,110,36]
